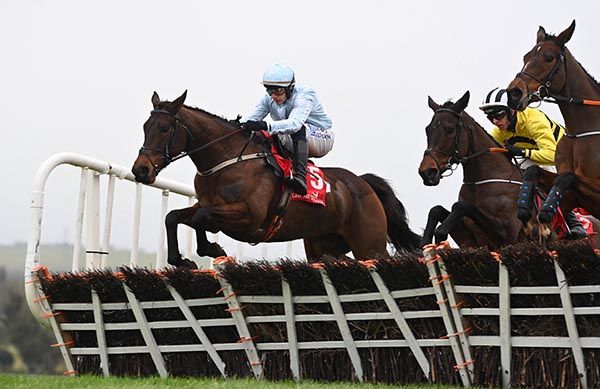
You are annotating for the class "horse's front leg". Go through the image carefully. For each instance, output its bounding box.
[434,201,506,246]
[190,201,253,258]
[165,203,202,268]
[517,166,540,224]
[539,172,577,224]
[420,205,450,247]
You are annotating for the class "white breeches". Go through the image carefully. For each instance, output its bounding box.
[515,157,557,173]
[278,124,335,158]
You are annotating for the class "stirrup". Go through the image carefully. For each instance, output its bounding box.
[286,172,307,195]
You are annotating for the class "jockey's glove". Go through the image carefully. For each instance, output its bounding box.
[505,143,525,158]
[242,120,268,132]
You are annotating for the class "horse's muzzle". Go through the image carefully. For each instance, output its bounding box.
[132,164,155,184]
[419,168,440,186]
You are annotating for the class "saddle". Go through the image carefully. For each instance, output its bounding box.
[253,130,327,206]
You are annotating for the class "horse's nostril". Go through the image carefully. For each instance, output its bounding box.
[132,165,149,180]
[509,88,522,100]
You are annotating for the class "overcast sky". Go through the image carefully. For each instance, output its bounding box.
[2,1,599,263]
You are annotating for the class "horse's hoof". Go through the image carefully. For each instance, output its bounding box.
[168,257,198,269]
[538,210,553,224]
[180,258,198,269]
[198,242,227,258]
[517,207,532,223]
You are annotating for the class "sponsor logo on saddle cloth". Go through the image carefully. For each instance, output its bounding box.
[269,142,330,206]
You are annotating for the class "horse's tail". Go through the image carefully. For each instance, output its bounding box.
[360,173,422,253]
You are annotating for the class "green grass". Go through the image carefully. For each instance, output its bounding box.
[0,374,461,388]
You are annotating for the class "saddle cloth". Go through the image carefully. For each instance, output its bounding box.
[264,131,329,206]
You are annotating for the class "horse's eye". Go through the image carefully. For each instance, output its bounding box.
[446,127,455,135]
[159,126,170,133]
[544,55,554,63]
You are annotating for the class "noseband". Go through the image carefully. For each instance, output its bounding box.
[139,109,194,171]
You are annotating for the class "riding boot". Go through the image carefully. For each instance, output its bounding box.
[289,128,308,195]
[565,211,587,239]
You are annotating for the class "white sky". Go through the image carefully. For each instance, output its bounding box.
[2,1,599,261]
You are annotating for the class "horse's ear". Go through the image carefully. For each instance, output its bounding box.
[428,96,440,112]
[536,26,547,43]
[556,20,575,47]
[152,91,160,108]
[453,91,470,113]
[168,90,187,115]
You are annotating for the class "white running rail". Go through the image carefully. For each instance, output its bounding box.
[24,152,290,325]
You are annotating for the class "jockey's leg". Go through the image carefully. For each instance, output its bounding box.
[565,211,587,239]
[289,126,308,195]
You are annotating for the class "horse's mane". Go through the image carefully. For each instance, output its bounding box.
[543,35,600,88]
[156,101,243,130]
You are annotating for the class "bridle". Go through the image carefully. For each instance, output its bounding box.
[515,45,565,102]
[139,109,246,173]
[138,109,195,172]
[423,108,470,177]
[514,42,600,138]
[424,108,515,179]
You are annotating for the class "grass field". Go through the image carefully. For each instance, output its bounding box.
[0,374,461,388]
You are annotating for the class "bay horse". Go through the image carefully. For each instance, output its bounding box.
[132,91,421,267]
[418,91,526,249]
[506,20,600,227]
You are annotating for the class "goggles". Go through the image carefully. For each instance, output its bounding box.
[265,86,287,96]
[486,110,507,121]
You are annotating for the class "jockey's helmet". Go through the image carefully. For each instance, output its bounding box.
[479,88,510,115]
[262,63,295,88]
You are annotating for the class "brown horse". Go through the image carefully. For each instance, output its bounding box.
[131,91,421,267]
[418,91,526,248]
[507,20,600,225]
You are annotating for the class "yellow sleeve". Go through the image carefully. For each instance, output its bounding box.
[523,110,558,165]
[490,127,509,144]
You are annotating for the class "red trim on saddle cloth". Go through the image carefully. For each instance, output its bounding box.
[265,132,327,206]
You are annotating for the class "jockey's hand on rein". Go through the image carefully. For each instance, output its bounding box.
[505,143,524,158]
[242,120,268,132]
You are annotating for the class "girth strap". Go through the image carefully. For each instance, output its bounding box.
[197,152,268,176]
[463,179,523,186]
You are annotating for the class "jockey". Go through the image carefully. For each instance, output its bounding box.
[480,87,586,238]
[242,63,334,195]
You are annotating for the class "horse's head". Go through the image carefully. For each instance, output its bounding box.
[418,91,470,186]
[132,91,189,184]
[507,20,575,110]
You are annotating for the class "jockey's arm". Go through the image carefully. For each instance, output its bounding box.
[244,94,270,122]
[524,116,558,165]
[269,90,315,135]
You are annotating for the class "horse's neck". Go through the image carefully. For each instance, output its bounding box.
[181,108,257,173]
[462,121,518,182]
[559,52,600,134]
